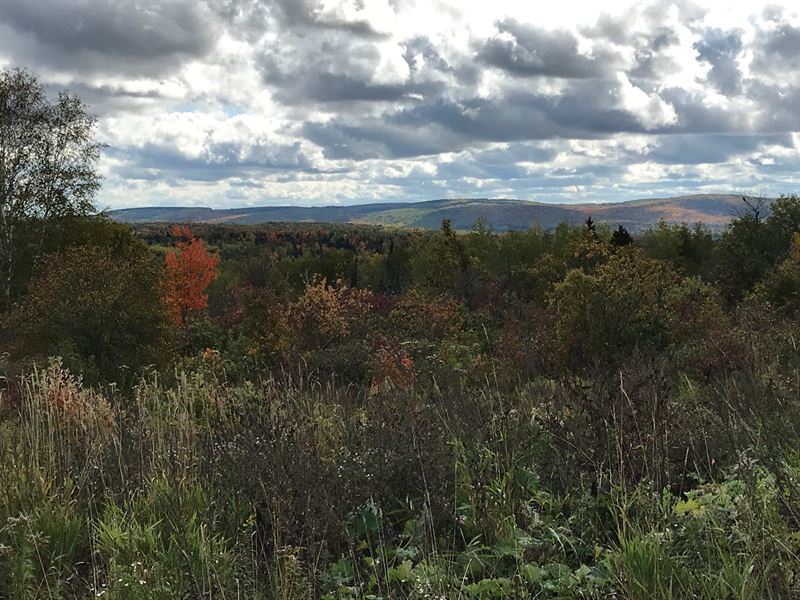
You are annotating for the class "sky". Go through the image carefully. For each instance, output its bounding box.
[0,0,798,210]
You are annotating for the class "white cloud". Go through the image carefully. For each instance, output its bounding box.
[0,0,797,208]
[615,71,677,129]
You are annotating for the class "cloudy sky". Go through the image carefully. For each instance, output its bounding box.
[0,0,798,209]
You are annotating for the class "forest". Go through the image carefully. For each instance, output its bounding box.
[3,69,800,599]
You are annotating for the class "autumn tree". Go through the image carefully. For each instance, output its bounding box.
[0,68,103,307]
[163,225,220,325]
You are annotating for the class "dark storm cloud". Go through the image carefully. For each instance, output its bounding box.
[472,144,558,166]
[0,1,218,76]
[268,0,390,37]
[52,82,171,117]
[389,91,642,139]
[211,0,393,44]
[478,19,620,78]
[268,69,444,104]
[761,23,800,63]
[404,36,481,86]
[645,134,793,164]
[752,22,800,77]
[302,120,461,160]
[304,80,653,160]
[694,29,744,94]
[107,137,316,183]
[656,89,740,133]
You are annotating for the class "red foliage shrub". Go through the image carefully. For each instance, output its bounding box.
[163,226,220,325]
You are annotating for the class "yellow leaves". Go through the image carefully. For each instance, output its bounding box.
[287,278,375,350]
[289,278,349,346]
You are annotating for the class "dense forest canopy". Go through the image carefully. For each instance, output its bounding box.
[2,67,800,599]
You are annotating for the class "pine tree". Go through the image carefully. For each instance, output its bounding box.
[611,225,633,246]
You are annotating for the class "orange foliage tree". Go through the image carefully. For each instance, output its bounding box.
[163,225,219,325]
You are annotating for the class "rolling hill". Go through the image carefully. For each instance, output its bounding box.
[108,194,769,232]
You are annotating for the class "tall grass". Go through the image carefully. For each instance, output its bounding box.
[1,360,799,598]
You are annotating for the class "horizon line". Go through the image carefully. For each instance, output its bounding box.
[103,191,767,213]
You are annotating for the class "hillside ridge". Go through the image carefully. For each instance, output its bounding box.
[108,194,770,232]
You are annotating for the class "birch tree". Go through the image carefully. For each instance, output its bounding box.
[0,68,102,306]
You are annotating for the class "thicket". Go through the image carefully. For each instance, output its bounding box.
[1,196,800,598]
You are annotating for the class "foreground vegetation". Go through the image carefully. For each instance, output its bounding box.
[3,195,800,598]
[1,344,799,598]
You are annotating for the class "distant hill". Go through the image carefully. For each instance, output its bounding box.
[108,194,770,232]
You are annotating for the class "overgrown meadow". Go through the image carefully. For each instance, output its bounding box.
[3,197,800,598]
